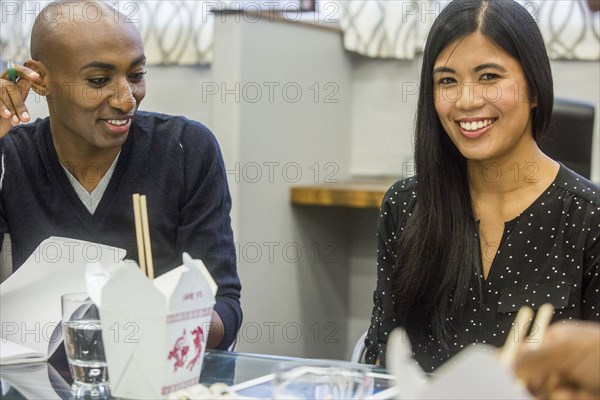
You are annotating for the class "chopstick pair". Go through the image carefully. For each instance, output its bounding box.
[499,303,554,364]
[132,193,154,280]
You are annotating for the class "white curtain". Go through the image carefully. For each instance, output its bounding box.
[335,0,600,61]
[0,1,218,65]
[335,0,445,59]
[536,0,600,60]
[2,0,598,65]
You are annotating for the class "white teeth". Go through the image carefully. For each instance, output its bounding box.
[107,119,128,126]
[459,119,494,131]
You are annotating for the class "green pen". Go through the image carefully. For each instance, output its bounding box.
[7,59,17,83]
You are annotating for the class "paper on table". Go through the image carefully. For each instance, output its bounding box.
[0,339,45,365]
[0,361,71,399]
[0,237,126,364]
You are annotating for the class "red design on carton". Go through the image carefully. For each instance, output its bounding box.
[167,329,190,372]
[186,326,205,371]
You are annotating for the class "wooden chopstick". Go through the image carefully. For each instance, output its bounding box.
[139,195,154,280]
[132,193,154,279]
[528,304,558,393]
[531,303,554,345]
[499,306,533,364]
[499,303,555,364]
[132,194,147,276]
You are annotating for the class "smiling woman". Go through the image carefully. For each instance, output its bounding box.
[364,0,600,373]
[433,32,542,177]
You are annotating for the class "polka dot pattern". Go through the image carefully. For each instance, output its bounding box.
[365,165,600,371]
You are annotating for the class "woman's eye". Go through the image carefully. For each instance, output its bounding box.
[437,77,456,85]
[481,73,499,81]
[87,77,109,86]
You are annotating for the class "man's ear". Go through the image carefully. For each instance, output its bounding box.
[23,60,48,96]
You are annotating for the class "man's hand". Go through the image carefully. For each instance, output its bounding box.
[1,63,40,138]
[515,321,600,399]
[206,310,226,350]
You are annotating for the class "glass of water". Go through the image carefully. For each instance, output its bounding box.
[61,293,110,398]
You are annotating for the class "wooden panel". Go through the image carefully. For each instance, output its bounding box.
[290,180,396,209]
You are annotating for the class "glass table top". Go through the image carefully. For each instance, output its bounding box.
[0,350,391,399]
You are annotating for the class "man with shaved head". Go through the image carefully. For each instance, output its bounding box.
[0,1,242,351]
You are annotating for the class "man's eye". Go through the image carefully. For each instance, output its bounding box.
[87,78,109,86]
[129,71,147,81]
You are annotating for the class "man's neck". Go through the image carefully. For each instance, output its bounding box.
[52,136,121,193]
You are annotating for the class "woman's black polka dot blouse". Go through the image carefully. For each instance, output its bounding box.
[365,164,600,371]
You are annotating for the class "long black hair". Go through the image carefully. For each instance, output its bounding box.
[391,0,554,345]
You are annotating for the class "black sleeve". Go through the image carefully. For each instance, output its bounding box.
[365,179,413,365]
[177,121,242,350]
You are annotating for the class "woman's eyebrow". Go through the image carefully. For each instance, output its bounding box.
[473,63,507,72]
[433,63,508,76]
[433,66,454,74]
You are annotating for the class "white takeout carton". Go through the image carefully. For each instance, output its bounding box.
[87,253,217,399]
[387,329,532,400]
[418,346,532,399]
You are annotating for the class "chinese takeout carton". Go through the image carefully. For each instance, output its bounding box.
[87,252,217,399]
[418,346,532,399]
[387,329,532,399]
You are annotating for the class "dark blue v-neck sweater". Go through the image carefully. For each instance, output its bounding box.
[0,112,241,349]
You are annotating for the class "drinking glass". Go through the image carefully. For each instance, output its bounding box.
[61,293,110,398]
